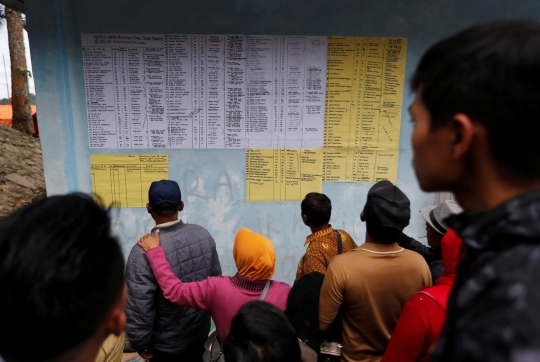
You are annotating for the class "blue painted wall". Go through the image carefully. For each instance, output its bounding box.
[25,0,540,284]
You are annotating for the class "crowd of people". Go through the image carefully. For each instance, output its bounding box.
[2,18,540,362]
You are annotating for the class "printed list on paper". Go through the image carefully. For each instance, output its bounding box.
[246,149,323,202]
[90,154,168,208]
[322,37,406,183]
[82,34,327,149]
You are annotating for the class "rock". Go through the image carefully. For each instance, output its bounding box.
[3,143,19,153]
[30,166,42,174]
[18,169,34,177]
[5,173,36,189]
[0,124,46,217]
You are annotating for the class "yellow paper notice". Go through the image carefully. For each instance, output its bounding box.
[246,149,322,202]
[323,149,398,183]
[323,36,405,183]
[325,36,406,150]
[90,154,168,208]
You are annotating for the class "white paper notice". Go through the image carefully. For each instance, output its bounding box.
[82,34,327,149]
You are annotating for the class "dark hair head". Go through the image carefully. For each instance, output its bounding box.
[224,301,301,362]
[154,201,177,216]
[301,192,331,226]
[365,225,402,244]
[412,19,540,181]
[363,183,410,244]
[0,194,125,361]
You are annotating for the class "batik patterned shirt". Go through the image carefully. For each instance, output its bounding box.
[296,225,357,281]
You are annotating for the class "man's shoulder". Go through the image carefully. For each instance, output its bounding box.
[337,229,358,248]
[327,250,360,268]
[336,229,354,238]
[162,222,213,241]
[397,249,431,274]
[306,236,334,250]
[180,222,212,235]
[501,242,540,260]
[159,223,217,258]
[488,243,540,283]
[125,243,151,275]
[329,247,427,269]
[401,248,431,264]
[127,242,146,263]
[446,245,540,351]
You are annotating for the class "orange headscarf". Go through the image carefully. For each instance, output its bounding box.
[233,228,276,281]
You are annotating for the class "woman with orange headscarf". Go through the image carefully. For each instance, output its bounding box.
[380,229,464,362]
[138,228,291,341]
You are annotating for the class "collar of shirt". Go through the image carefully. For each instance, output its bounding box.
[352,242,403,253]
[155,219,182,228]
[305,225,335,246]
[446,188,540,251]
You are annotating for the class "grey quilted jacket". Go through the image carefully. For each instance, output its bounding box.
[125,220,222,354]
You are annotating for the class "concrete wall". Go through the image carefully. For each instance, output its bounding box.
[25,0,540,284]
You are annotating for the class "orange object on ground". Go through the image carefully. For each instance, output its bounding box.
[0,105,37,128]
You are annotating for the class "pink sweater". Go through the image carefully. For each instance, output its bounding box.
[146,246,291,341]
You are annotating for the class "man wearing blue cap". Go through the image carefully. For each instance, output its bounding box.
[125,180,222,361]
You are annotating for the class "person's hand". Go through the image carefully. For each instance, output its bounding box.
[138,229,161,251]
[138,350,153,360]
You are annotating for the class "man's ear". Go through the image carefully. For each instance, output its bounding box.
[450,113,475,160]
[106,307,126,337]
[301,213,309,226]
[146,203,152,214]
[360,211,366,222]
[105,285,127,336]
[178,201,184,212]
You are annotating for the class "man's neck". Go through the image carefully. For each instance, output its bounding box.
[152,214,179,226]
[309,223,331,234]
[51,349,98,362]
[365,232,398,245]
[453,170,540,213]
[48,334,103,362]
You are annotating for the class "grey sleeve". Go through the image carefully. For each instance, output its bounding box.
[398,233,441,264]
[125,252,157,352]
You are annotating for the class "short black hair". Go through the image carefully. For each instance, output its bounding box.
[301,192,331,226]
[0,194,125,361]
[365,224,402,244]
[412,19,540,181]
[154,201,177,216]
[224,301,301,362]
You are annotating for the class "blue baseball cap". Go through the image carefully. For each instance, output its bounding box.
[148,180,182,208]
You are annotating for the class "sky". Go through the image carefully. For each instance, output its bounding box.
[0,22,36,99]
